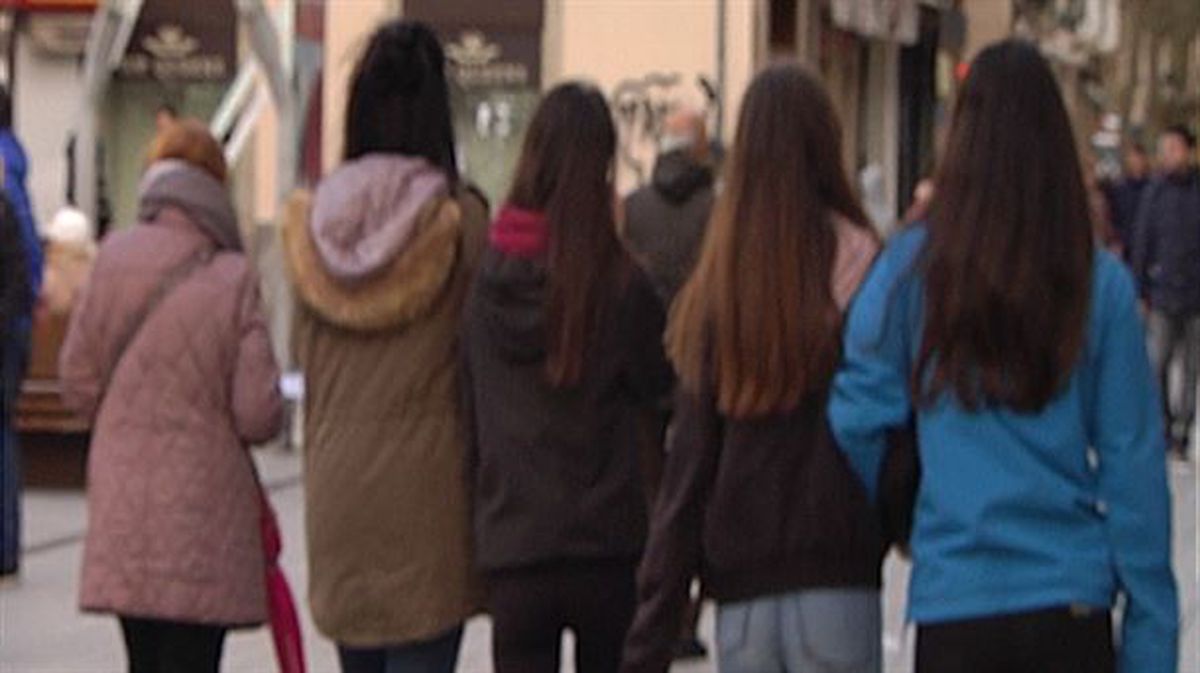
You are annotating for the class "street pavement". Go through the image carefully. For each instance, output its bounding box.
[1,448,1195,672]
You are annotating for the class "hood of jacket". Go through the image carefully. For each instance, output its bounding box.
[284,154,466,332]
[475,207,550,363]
[138,159,242,251]
[652,149,714,204]
[310,153,448,283]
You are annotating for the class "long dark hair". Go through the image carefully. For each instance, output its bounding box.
[916,40,1094,411]
[668,63,872,419]
[507,83,625,388]
[343,20,457,180]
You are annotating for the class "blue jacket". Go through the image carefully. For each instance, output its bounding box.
[829,227,1177,673]
[0,130,41,316]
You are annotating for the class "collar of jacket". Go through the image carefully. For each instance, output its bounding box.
[283,188,466,332]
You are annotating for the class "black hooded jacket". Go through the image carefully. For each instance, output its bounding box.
[623,150,715,303]
[461,247,674,572]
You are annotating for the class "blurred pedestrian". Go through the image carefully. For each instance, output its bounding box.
[830,40,1177,673]
[620,63,884,673]
[623,109,715,304]
[0,82,41,577]
[59,119,284,673]
[0,192,29,578]
[284,21,486,673]
[461,83,673,673]
[155,102,178,135]
[620,108,715,663]
[1101,141,1151,257]
[1132,124,1200,460]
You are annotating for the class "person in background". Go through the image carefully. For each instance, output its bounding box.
[621,108,715,663]
[830,40,1177,673]
[0,82,39,578]
[623,109,715,305]
[1132,124,1200,460]
[59,119,284,673]
[461,83,673,673]
[0,190,29,580]
[1101,141,1151,258]
[285,21,485,673]
[621,63,884,673]
[155,102,178,135]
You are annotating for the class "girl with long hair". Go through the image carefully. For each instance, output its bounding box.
[284,20,487,673]
[830,40,1177,673]
[461,83,673,673]
[620,63,884,673]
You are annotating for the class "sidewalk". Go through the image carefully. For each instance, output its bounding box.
[1,448,1195,672]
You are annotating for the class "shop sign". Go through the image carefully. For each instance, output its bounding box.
[444,29,538,88]
[407,0,543,88]
[116,0,235,82]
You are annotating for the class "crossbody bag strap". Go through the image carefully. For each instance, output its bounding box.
[98,247,214,409]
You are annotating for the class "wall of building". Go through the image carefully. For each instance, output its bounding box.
[544,0,758,192]
[12,30,82,232]
[321,0,397,174]
[962,0,1013,61]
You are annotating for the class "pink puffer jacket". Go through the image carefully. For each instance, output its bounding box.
[60,201,283,626]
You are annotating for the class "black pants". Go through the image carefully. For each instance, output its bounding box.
[916,606,1115,673]
[488,559,636,673]
[119,617,228,673]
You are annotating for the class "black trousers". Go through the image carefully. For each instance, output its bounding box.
[916,606,1115,673]
[119,617,228,673]
[488,559,636,673]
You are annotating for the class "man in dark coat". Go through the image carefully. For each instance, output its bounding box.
[1132,125,1200,460]
[1103,141,1152,259]
[621,110,716,661]
[623,111,716,305]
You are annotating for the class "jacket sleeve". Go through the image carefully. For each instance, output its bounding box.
[58,254,105,420]
[1130,182,1157,295]
[1088,263,1178,673]
[621,378,720,673]
[622,269,675,403]
[0,197,28,328]
[230,267,284,445]
[828,236,916,501]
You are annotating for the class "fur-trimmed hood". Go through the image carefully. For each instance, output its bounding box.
[284,155,470,331]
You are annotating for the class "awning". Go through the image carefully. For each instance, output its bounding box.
[0,0,97,12]
[830,0,921,45]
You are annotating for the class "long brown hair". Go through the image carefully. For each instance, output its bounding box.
[668,63,871,419]
[507,83,626,387]
[916,40,1094,411]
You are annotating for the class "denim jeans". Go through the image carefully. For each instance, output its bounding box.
[1146,310,1200,450]
[337,627,463,673]
[0,324,29,574]
[716,588,881,673]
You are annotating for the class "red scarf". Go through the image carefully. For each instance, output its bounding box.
[489,205,548,259]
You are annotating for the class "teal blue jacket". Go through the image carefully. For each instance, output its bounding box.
[829,227,1178,673]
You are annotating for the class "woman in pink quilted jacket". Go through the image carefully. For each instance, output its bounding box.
[59,120,284,673]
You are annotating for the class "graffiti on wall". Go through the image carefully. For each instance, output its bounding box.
[611,72,720,189]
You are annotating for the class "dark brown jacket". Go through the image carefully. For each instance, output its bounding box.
[461,247,674,572]
[622,221,885,673]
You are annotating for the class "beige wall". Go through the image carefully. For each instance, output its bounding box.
[313,0,761,188]
[544,0,760,191]
[962,0,1013,62]
[322,0,400,173]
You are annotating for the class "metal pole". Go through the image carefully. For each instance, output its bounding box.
[715,0,727,145]
[76,0,144,224]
